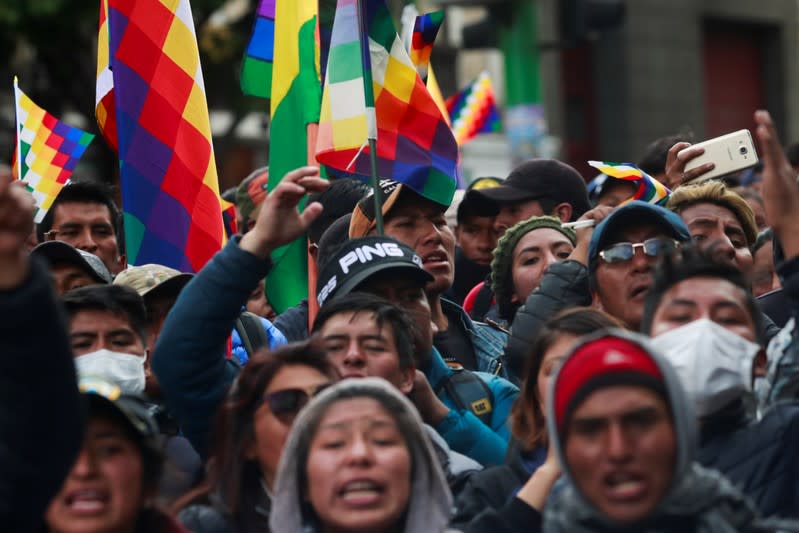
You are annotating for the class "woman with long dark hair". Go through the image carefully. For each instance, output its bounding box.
[175,339,338,533]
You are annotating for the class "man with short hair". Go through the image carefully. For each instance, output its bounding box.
[61,284,151,392]
[350,181,508,376]
[315,236,518,466]
[467,330,770,532]
[450,189,499,305]
[642,246,799,519]
[667,180,758,275]
[506,201,691,378]
[62,283,203,504]
[31,240,112,295]
[38,180,125,274]
[312,292,482,493]
[469,159,591,234]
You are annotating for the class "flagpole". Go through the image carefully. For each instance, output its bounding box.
[13,76,22,181]
[355,0,383,235]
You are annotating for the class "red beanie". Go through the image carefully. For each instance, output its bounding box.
[553,336,666,436]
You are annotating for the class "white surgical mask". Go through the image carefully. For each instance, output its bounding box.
[652,318,760,417]
[75,349,146,395]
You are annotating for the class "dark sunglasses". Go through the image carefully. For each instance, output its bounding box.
[599,238,679,264]
[261,383,332,417]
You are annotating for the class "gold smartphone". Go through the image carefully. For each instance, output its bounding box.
[680,129,758,185]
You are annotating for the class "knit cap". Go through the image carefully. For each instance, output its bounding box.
[551,331,668,437]
[490,216,576,318]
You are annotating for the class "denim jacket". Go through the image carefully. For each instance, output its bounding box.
[441,298,509,380]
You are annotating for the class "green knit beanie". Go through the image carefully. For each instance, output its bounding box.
[490,216,577,319]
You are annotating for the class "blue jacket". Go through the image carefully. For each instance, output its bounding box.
[441,298,509,379]
[231,313,287,365]
[152,239,270,458]
[425,347,517,466]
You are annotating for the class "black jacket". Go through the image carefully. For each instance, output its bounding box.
[452,444,544,528]
[272,298,309,342]
[464,497,542,533]
[178,481,271,533]
[0,259,83,532]
[697,398,799,519]
[505,261,591,378]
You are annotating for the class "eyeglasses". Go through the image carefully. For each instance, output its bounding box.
[260,383,332,418]
[599,238,679,264]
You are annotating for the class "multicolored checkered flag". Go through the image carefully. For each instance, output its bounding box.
[13,77,94,223]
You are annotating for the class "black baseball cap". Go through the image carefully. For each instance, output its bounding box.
[470,159,591,218]
[457,189,500,224]
[317,236,433,307]
[31,241,113,284]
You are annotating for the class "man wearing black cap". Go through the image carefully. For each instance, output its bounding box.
[469,159,592,235]
[350,180,509,376]
[31,240,113,295]
[505,201,691,378]
[315,236,518,466]
[449,188,500,305]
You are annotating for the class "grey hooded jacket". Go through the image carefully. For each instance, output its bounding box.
[542,330,769,533]
[269,378,460,533]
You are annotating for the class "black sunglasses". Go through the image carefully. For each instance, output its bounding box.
[261,383,332,418]
[599,238,679,264]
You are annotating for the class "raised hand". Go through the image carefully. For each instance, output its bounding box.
[240,166,329,259]
[664,142,714,190]
[0,174,35,289]
[755,109,799,258]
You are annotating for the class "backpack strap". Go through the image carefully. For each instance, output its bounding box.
[435,367,494,425]
[235,311,270,358]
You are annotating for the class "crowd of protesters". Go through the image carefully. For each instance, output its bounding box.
[6,109,799,532]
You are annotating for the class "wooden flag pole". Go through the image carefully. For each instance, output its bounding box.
[306,122,320,329]
[356,0,383,235]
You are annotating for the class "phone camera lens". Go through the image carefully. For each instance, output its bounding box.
[739,146,748,155]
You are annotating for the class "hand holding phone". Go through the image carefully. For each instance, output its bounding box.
[678,129,758,185]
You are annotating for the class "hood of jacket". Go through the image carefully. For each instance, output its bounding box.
[545,329,700,529]
[269,378,453,533]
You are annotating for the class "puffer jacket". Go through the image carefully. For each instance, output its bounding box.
[697,398,799,519]
[505,260,591,378]
[178,479,271,533]
[230,313,287,365]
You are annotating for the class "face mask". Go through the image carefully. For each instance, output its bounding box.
[75,349,146,395]
[652,318,760,417]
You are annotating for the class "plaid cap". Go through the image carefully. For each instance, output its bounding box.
[236,167,270,223]
[31,241,113,284]
[114,264,192,299]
